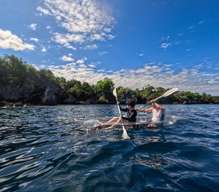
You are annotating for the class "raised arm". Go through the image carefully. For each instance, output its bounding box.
[137,107,153,113]
[153,102,165,110]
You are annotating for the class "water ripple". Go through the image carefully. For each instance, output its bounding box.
[0,105,219,192]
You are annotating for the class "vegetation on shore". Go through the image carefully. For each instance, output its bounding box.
[0,55,219,106]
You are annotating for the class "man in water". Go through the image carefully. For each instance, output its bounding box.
[138,102,165,128]
[96,99,137,129]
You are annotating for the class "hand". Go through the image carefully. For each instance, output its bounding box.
[137,108,143,112]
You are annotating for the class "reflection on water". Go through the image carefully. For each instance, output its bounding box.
[0,105,219,192]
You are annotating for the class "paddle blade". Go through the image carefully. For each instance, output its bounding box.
[150,87,179,103]
[113,87,130,140]
[122,127,130,140]
[113,88,118,98]
[163,88,178,97]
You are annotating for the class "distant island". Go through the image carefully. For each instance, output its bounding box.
[0,55,219,106]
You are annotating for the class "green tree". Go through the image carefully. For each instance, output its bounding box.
[117,87,137,104]
[0,55,218,105]
[95,78,115,103]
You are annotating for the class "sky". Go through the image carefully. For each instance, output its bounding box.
[0,0,219,95]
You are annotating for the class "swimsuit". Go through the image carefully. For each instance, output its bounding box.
[150,108,165,127]
[120,107,137,122]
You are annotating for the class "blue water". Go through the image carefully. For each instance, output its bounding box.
[0,105,219,192]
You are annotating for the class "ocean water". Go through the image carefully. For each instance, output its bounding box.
[0,105,219,192]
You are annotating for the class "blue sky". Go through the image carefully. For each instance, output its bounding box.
[0,0,219,95]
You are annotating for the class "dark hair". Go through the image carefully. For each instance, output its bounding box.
[127,99,135,107]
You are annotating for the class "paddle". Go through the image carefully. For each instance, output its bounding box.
[113,88,130,140]
[149,88,179,103]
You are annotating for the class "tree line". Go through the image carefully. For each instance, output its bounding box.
[0,55,218,106]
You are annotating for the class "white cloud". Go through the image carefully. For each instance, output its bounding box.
[41,47,47,52]
[61,55,75,62]
[84,44,98,50]
[31,64,41,70]
[63,44,77,50]
[160,42,171,49]
[138,53,144,57]
[53,33,85,46]
[38,0,114,48]
[76,57,87,64]
[30,37,39,42]
[37,6,50,15]
[88,64,96,68]
[29,23,38,31]
[50,60,219,95]
[160,35,172,49]
[0,28,35,51]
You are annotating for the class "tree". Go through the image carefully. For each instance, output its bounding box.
[95,78,115,103]
[117,87,137,104]
[0,55,218,105]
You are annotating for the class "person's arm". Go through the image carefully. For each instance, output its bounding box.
[122,116,129,120]
[137,107,153,113]
[154,102,161,108]
[154,103,165,110]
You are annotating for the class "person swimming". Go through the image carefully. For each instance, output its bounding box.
[96,99,137,129]
[138,102,165,128]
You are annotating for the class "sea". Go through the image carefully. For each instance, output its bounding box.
[0,105,219,192]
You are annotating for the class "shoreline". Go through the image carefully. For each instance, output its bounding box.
[1,101,219,107]
[1,56,219,107]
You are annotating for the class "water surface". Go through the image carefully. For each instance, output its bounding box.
[0,105,219,192]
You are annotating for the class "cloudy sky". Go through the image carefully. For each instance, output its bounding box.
[0,0,219,95]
